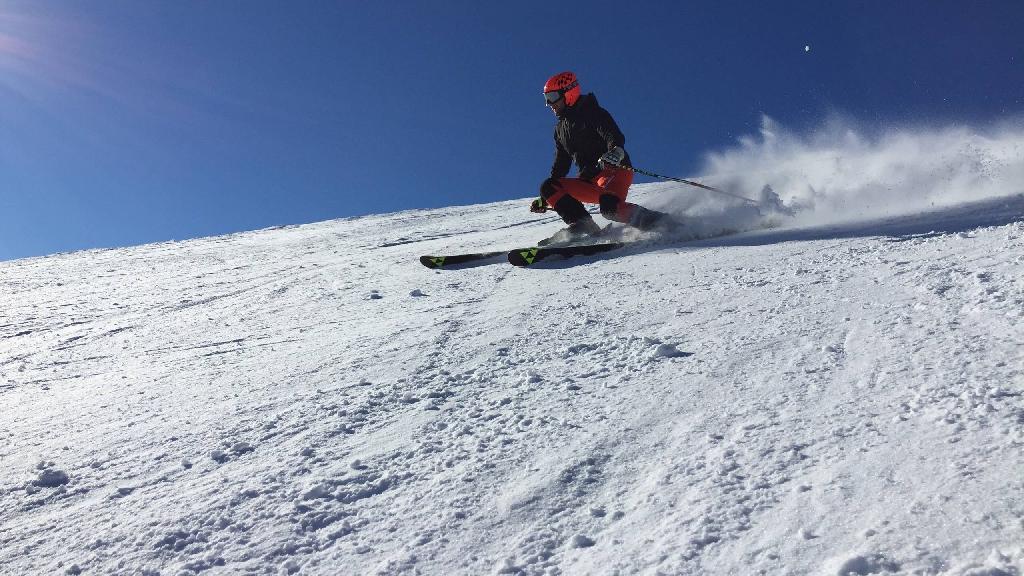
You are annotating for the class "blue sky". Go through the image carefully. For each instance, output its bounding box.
[1,1,1021,261]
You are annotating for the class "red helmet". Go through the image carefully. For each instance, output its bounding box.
[543,71,581,107]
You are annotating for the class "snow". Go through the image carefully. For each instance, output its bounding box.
[2,130,1024,574]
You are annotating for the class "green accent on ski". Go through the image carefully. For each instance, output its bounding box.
[519,248,539,265]
[430,256,445,268]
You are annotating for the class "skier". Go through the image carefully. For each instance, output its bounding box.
[531,71,671,244]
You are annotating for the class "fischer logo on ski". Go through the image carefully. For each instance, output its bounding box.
[519,248,539,265]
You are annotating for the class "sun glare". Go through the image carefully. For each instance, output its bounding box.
[0,5,101,99]
[0,7,50,91]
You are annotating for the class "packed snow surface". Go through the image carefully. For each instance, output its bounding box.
[2,123,1024,574]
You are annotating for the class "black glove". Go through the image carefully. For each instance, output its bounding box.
[530,197,548,213]
[598,146,626,169]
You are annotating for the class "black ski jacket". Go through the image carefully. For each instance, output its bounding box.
[550,93,631,181]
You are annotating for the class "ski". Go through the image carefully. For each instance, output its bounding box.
[419,251,506,269]
[507,242,626,267]
[421,242,627,269]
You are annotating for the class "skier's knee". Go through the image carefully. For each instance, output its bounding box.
[540,178,561,200]
[599,194,621,221]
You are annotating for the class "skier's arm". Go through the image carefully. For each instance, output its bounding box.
[550,133,572,179]
[594,108,626,152]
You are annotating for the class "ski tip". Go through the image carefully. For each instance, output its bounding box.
[508,247,540,267]
[419,255,446,269]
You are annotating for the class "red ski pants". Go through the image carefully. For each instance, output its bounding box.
[544,167,638,222]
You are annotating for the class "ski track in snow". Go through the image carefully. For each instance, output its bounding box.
[1,190,1023,575]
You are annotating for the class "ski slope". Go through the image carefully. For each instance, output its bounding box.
[2,177,1022,575]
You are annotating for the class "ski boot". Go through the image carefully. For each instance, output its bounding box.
[629,206,699,241]
[539,191,605,246]
[538,215,603,247]
[629,206,675,231]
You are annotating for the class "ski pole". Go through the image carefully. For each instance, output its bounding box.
[614,163,760,206]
